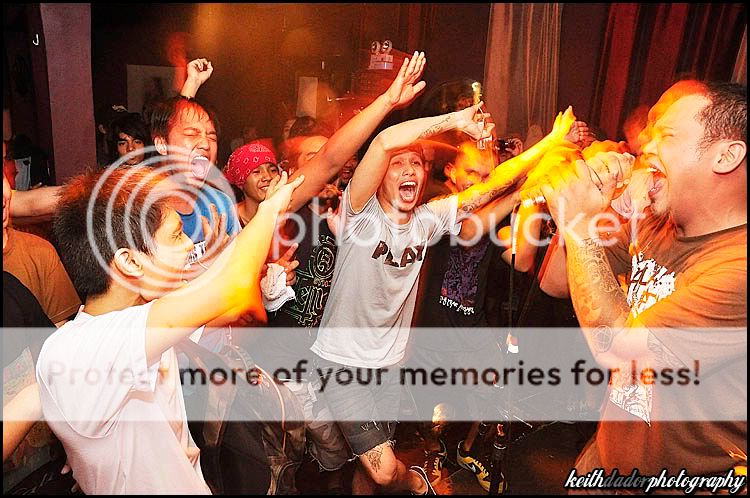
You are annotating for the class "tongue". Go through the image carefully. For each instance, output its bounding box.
[649,175,665,195]
[191,159,208,179]
[400,187,415,202]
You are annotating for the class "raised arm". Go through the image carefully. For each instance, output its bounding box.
[541,154,641,369]
[146,173,304,364]
[180,58,213,99]
[349,96,490,212]
[287,51,427,213]
[455,107,576,222]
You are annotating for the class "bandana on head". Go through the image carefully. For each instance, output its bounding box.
[224,141,277,187]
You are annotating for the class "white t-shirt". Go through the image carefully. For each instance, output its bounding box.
[35,302,211,495]
[311,188,461,368]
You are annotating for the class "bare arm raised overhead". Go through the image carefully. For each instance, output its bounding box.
[348,89,492,212]
[286,51,428,213]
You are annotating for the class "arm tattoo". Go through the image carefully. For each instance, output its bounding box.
[459,179,515,215]
[591,325,617,354]
[419,115,452,139]
[647,332,686,368]
[364,445,383,472]
[568,238,631,349]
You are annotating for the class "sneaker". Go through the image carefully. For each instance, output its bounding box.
[421,440,448,486]
[456,440,495,492]
[410,465,437,495]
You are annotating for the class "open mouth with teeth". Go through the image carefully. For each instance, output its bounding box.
[190,156,210,180]
[646,165,667,199]
[398,180,418,203]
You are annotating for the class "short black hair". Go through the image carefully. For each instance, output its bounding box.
[149,96,221,142]
[698,82,747,149]
[391,143,425,163]
[288,115,331,139]
[53,166,172,299]
[106,112,150,163]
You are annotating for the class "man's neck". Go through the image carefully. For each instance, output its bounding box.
[673,197,747,238]
[83,286,146,316]
[376,195,413,225]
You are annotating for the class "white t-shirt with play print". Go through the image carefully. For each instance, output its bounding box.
[311,188,461,368]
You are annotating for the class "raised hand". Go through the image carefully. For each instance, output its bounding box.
[547,106,577,143]
[274,243,300,287]
[455,101,496,141]
[263,171,305,214]
[186,58,213,86]
[584,150,635,201]
[384,51,427,109]
[182,203,229,279]
[506,137,524,157]
[181,58,214,99]
[564,120,596,148]
[199,203,229,262]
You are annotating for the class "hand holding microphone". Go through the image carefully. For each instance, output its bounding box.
[520,151,636,208]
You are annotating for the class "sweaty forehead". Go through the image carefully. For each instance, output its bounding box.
[649,81,706,124]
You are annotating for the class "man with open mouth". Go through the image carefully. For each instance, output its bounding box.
[150,95,240,268]
[541,80,747,487]
[309,50,577,495]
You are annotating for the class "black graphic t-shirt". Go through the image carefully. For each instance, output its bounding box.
[412,234,499,352]
[257,207,338,373]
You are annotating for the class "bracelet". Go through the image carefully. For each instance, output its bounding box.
[198,260,209,270]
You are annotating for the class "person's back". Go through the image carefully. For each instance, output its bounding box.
[37,302,210,494]
[3,170,80,326]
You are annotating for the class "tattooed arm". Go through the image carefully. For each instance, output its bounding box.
[288,51,426,213]
[348,100,490,212]
[455,106,577,224]
[561,233,680,369]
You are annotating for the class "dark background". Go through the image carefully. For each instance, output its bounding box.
[3,3,745,183]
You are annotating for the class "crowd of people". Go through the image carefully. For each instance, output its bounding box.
[3,48,746,496]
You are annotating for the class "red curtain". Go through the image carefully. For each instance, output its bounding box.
[592,3,745,140]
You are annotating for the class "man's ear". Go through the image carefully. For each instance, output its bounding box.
[154,136,168,156]
[713,140,746,175]
[444,162,456,184]
[112,248,145,278]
